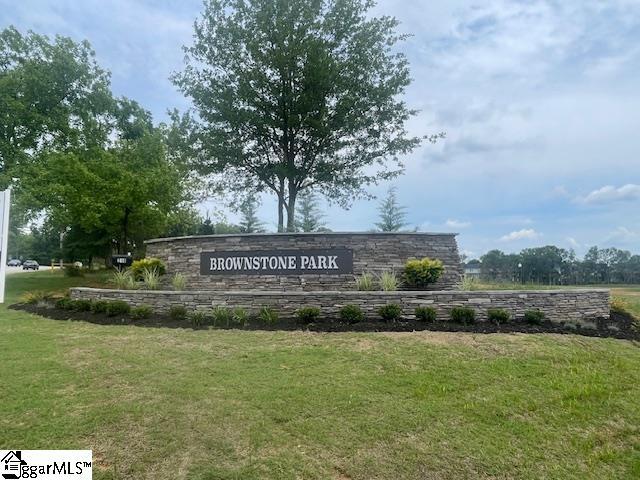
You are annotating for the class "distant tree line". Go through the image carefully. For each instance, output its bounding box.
[469,246,640,285]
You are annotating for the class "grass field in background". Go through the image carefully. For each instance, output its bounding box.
[1,272,639,479]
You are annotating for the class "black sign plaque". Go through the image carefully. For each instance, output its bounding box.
[200,248,353,276]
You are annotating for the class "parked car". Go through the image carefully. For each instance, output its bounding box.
[7,259,21,267]
[22,260,39,271]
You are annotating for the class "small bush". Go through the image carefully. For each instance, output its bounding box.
[72,299,93,312]
[105,300,130,317]
[188,310,207,327]
[169,305,188,320]
[142,268,161,290]
[91,300,109,314]
[130,258,166,280]
[131,304,153,320]
[112,270,136,290]
[461,276,479,291]
[379,271,398,291]
[211,306,233,327]
[55,297,75,310]
[64,265,84,277]
[296,306,321,324]
[415,306,437,322]
[487,308,510,325]
[378,303,402,321]
[171,272,187,291]
[524,309,545,325]
[22,291,53,305]
[403,258,444,289]
[355,272,376,291]
[259,307,279,325]
[340,304,364,324]
[451,306,476,325]
[232,308,249,327]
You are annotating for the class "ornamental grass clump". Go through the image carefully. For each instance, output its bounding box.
[259,307,279,325]
[112,269,136,290]
[211,306,233,327]
[355,272,376,291]
[142,268,161,290]
[188,310,207,328]
[171,272,187,291]
[378,271,398,291]
[402,257,444,289]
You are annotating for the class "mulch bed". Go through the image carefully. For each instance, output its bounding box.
[10,303,640,341]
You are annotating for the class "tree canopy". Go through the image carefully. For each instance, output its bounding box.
[375,187,407,232]
[174,0,439,232]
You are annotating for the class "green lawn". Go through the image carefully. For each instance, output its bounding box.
[1,272,640,479]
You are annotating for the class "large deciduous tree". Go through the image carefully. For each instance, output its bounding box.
[174,0,438,232]
[0,27,112,188]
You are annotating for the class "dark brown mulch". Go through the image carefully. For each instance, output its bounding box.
[10,303,640,341]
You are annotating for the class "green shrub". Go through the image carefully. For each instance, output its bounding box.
[355,272,376,291]
[72,299,93,312]
[142,268,161,290]
[232,308,249,327]
[296,306,321,324]
[378,303,402,321]
[55,297,75,310]
[171,272,187,291]
[105,300,130,317]
[188,310,207,327]
[487,308,510,325]
[112,270,137,290]
[524,309,545,325]
[259,307,279,325]
[91,300,109,314]
[170,305,188,320]
[131,304,153,320]
[378,271,398,291]
[340,304,364,324]
[415,306,437,322]
[402,258,444,289]
[211,306,233,327]
[64,265,84,277]
[130,258,166,280]
[450,306,476,325]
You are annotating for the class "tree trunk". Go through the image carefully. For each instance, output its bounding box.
[276,177,285,232]
[286,182,297,232]
[122,208,130,254]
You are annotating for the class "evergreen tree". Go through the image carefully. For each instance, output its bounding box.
[239,196,265,233]
[295,192,327,232]
[375,187,407,232]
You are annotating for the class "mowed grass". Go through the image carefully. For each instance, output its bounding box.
[1,273,640,479]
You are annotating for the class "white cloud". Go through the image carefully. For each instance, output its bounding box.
[566,237,580,248]
[605,227,640,242]
[500,229,541,242]
[578,184,640,204]
[445,219,471,228]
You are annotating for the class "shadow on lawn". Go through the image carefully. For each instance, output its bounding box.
[9,303,640,341]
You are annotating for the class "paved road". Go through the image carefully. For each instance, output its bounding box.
[6,265,52,275]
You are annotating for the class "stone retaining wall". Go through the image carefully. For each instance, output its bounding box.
[145,232,463,291]
[70,288,610,323]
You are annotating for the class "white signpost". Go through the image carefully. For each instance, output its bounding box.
[0,189,11,304]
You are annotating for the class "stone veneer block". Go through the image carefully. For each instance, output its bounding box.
[70,288,610,322]
[144,232,464,292]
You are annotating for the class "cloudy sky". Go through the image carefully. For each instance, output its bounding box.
[3,0,639,258]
